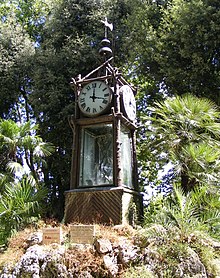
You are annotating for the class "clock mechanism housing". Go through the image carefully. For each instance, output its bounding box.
[65,55,143,226]
[119,85,136,121]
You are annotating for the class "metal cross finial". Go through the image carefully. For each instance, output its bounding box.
[101,17,113,38]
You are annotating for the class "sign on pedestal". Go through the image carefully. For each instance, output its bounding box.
[69,225,95,244]
[42,227,62,245]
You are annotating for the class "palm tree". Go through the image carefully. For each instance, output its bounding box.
[0,119,55,182]
[0,119,54,244]
[144,184,220,239]
[141,94,220,193]
[0,176,47,245]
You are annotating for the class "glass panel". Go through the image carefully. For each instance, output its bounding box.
[121,125,133,188]
[79,124,113,187]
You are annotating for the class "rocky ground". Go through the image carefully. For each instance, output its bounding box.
[0,224,220,277]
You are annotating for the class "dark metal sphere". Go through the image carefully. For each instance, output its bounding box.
[100,38,111,46]
[99,46,112,56]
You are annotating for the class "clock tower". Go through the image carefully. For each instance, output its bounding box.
[64,20,143,225]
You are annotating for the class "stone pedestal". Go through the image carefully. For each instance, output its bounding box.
[64,187,143,225]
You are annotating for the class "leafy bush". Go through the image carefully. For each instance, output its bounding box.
[138,181,220,276]
[0,177,47,245]
[144,184,220,239]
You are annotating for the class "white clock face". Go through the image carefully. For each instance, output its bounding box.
[78,81,112,117]
[120,85,136,121]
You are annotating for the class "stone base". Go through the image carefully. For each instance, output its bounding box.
[64,187,143,225]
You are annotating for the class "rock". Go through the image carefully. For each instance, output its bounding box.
[95,239,112,254]
[10,245,67,278]
[142,245,208,277]
[212,241,220,250]
[142,247,162,272]
[1,225,219,278]
[103,254,119,277]
[26,232,43,247]
[12,245,42,277]
[0,266,13,278]
[175,247,207,278]
[118,240,140,265]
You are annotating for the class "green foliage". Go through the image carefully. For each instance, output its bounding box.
[138,215,220,276]
[0,177,47,245]
[0,0,52,39]
[0,118,54,245]
[126,0,220,105]
[0,119,55,182]
[137,223,209,276]
[193,243,220,276]
[0,18,35,119]
[139,94,220,192]
[0,0,136,219]
[124,265,154,278]
[144,184,220,239]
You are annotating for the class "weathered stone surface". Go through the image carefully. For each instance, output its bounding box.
[26,232,43,247]
[212,241,220,250]
[0,227,219,278]
[142,247,162,272]
[12,245,42,277]
[103,255,119,277]
[95,239,112,254]
[9,244,67,278]
[0,266,13,278]
[118,240,140,265]
[175,247,207,278]
[142,245,208,278]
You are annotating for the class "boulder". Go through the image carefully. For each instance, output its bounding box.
[95,239,112,254]
[118,240,140,265]
[175,247,207,278]
[103,255,119,277]
[26,232,43,247]
[10,244,67,278]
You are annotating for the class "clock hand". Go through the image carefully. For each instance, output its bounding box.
[90,94,105,101]
[95,96,105,100]
[90,89,96,102]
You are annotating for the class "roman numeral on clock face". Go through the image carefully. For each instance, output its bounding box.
[81,103,86,109]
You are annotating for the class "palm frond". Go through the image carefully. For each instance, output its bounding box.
[6,161,25,175]
[0,178,47,244]
[33,142,55,157]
